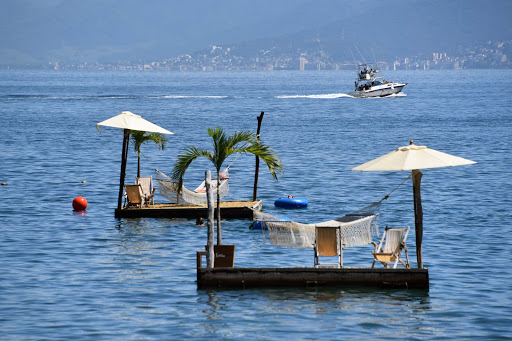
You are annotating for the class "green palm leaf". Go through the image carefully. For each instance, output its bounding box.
[131,130,167,177]
[172,126,282,244]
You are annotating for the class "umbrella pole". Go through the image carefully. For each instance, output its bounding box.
[412,169,423,269]
[117,129,131,210]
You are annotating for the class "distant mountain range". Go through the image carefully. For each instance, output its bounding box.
[1,0,511,66]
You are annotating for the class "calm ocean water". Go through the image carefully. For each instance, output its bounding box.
[1,69,511,340]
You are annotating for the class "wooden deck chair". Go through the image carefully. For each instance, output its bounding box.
[136,176,155,206]
[314,225,343,268]
[124,184,143,208]
[371,226,410,269]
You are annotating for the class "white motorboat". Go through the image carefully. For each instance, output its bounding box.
[349,64,407,98]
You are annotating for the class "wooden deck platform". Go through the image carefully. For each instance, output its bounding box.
[197,266,429,290]
[115,200,262,219]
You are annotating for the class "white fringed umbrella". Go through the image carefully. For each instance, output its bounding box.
[96,111,173,135]
[97,111,173,210]
[352,140,476,268]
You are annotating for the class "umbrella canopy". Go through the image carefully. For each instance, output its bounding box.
[97,111,173,135]
[351,140,476,269]
[351,143,476,172]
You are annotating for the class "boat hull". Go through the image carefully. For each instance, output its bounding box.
[350,83,406,98]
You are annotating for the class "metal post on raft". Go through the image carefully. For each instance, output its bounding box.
[117,128,130,210]
[205,170,215,268]
[253,111,264,201]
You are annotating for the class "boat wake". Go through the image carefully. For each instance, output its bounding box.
[153,95,229,99]
[276,93,353,99]
[3,94,229,100]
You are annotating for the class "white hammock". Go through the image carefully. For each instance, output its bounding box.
[155,167,229,205]
[252,178,414,249]
[254,208,380,249]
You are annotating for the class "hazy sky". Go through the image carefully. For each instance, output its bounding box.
[1,0,510,65]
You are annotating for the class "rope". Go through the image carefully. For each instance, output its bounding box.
[140,151,160,171]
[228,153,243,168]
[379,173,412,202]
[246,173,412,218]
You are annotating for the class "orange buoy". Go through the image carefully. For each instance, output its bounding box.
[73,196,88,211]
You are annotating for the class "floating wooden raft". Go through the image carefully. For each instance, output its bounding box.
[115,200,262,219]
[197,266,429,290]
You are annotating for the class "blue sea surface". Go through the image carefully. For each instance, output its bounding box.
[1,69,511,340]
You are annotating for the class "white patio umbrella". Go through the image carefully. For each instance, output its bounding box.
[352,140,476,268]
[96,111,173,135]
[97,111,173,210]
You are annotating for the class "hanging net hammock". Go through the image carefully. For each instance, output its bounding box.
[254,201,382,249]
[252,174,413,249]
[155,166,230,205]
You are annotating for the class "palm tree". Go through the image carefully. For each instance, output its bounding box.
[131,130,167,178]
[172,126,283,245]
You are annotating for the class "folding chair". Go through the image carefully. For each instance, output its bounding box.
[371,226,410,269]
[314,225,343,268]
[124,184,143,208]
[136,176,155,206]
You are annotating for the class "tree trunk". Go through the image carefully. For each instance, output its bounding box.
[216,172,222,245]
[137,151,141,178]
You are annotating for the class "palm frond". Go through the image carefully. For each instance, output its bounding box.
[147,133,167,150]
[171,146,213,194]
[240,142,283,180]
[131,130,167,152]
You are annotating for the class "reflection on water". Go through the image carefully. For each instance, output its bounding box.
[113,220,167,281]
[199,287,431,338]
[72,210,88,217]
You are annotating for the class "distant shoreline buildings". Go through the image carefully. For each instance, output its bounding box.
[4,40,511,71]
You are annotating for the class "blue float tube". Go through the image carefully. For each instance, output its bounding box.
[251,217,291,230]
[274,198,308,208]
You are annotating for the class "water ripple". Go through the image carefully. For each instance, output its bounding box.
[1,69,511,340]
